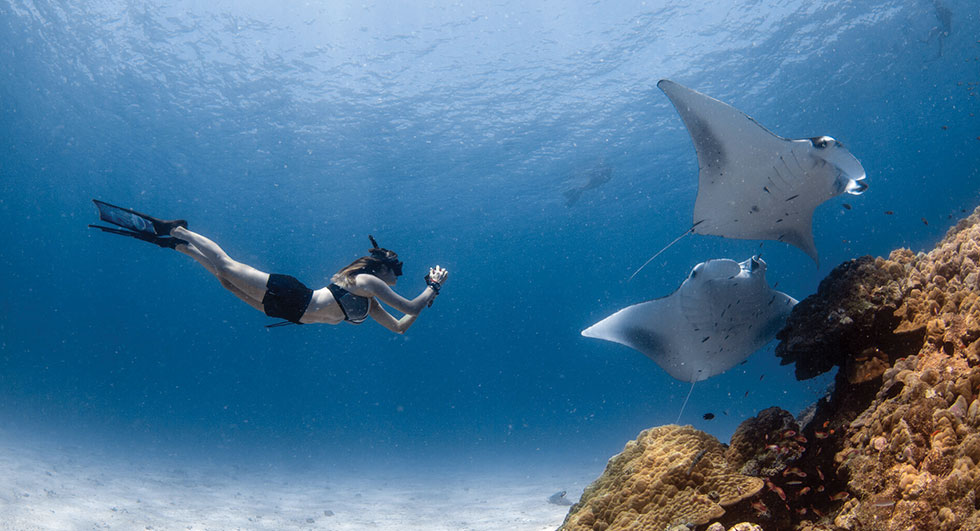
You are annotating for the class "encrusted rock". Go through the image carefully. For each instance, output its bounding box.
[727,407,802,477]
[774,254,917,381]
[558,425,763,531]
[777,206,980,530]
[708,523,765,531]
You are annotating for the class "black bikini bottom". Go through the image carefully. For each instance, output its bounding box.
[262,274,313,324]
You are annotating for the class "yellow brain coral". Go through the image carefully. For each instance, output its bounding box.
[559,425,763,531]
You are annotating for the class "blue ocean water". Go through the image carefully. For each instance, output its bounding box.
[1,0,978,479]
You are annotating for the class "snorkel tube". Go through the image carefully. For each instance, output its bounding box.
[368,235,403,277]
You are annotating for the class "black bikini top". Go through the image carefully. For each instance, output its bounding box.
[327,283,370,324]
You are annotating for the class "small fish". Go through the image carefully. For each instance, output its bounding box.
[815,431,829,439]
[785,480,804,486]
[782,429,797,438]
[941,125,948,130]
[798,486,811,496]
[830,491,850,501]
[795,435,808,444]
[816,468,824,481]
[842,203,852,210]
[783,467,806,477]
[922,218,928,225]
[885,210,894,215]
[687,448,709,475]
[703,413,715,420]
[751,499,769,516]
[760,374,765,381]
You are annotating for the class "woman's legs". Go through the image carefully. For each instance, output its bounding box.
[171,226,270,306]
[174,242,265,312]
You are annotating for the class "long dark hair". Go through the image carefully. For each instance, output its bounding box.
[331,236,402,288]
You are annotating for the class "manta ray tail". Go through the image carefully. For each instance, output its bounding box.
[676,380,696,424]
[628,221,703,281]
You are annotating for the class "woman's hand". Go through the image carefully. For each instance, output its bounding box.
[428,265,449,285]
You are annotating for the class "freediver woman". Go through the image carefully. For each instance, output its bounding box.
[88,200,448,333]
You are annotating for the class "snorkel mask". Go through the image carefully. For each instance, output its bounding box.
[368,235,403,277]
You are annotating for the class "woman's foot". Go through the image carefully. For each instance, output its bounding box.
[151,218,188,236]
[159,236,188,249]
[121,229,187,249]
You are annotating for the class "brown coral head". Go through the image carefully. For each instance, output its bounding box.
[847,347,891,383]
[558,425,763,531]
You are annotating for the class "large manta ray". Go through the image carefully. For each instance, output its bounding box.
[584,256,797,384]
[631,80,867,279]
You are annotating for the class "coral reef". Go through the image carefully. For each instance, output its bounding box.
[774,254,917,382]
[558,425,763,531]
[727,407,804,478]
[776,206,980,530]
[563,207,980,530]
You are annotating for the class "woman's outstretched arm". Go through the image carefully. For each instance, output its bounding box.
[355,266,448,316]
[367,300,421,334]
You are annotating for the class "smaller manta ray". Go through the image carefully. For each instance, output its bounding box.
[631,80,868,279]
[547,490,574,506]
[584,256,796,384]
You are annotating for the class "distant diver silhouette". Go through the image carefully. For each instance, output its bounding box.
[564,164,612,206]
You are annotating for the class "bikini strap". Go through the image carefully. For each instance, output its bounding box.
[327,283,352,322]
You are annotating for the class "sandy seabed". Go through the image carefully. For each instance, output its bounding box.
[0,431,593,531]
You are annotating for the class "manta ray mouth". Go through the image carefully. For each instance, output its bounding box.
[820,145,868,195]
